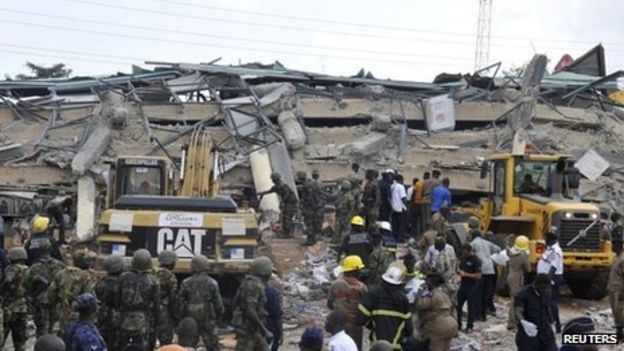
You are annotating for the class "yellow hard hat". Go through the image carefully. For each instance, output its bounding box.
[350,215,365,227]
[342,255,365,272]
[32,215,51,233]
[514,235,529,251]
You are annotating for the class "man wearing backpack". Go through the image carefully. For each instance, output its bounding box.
[94,255,124,350]
[25,239,65,336]
[48,249,98,334]
[177,255,224,351]
[156,250,178,346]
[118,249,160,350]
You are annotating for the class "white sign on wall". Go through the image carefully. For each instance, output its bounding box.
[575,149,610,181]
[158,213,203,228]
[426,94,456,131]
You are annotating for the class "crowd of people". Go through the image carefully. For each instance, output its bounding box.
[0,164,621,351]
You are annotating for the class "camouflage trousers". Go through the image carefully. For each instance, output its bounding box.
[362,207,379,230]
[157,308,175,345]
[3,311,26,351]
[98,312,121,351]
[304,208,323,244]
[235,331,268,351]
[33,304,58,337]
[333,213,351,243]
[199,323,219,351]
[58,309,79,335]
[280,206,295,237]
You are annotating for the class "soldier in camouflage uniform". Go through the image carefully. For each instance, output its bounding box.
[257,173,298,238]
[2,247,29,351]
[118,249,160,350]
[156,250,178,346]
[367,229,394,287]
[177,255,224,350]
[233,256,274,351]
[425,235,459,306]
[297,171,323,245]
[48,248,98,333]
[94,254,124,350]
[333,180,357,244]
[350,177,364,215]
[25,239,65,337]
[361,170,381,229]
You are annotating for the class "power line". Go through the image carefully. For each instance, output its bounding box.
[0,19,472,68]
[150,0,624,46]
[0,8,473,62]
[0,42,144,62]
[0,48,134,66]
[62,0,623,52]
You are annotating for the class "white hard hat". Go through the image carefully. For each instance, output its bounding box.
[379,221,392,232]
[385,168,395,174]
[382,265,405,285]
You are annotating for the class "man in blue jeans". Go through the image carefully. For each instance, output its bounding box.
[537,231,564,333]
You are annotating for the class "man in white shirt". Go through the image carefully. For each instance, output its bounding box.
[537,231,564,333]
[390,174,408,243]
[325,310,358,351]
[468,218,502,321]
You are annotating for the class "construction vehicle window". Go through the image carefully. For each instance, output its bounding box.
[514,161,551,195]
[125,167,162,195]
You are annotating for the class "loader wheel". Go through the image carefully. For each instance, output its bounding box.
[567,272,609,300]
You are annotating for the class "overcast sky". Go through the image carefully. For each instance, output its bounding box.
[1,0,622,81]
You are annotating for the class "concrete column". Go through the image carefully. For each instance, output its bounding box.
[76,174,97,240]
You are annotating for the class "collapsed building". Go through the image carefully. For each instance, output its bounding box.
[0,44,623,243]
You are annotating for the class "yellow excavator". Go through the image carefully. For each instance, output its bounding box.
[96,128,258,281]
[460,151,613,299]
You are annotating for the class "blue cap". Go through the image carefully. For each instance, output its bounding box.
[74,293,98,311]
[299,325,323,350]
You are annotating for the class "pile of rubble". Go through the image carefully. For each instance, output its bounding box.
[0,45,623,240]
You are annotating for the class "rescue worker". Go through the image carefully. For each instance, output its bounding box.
[361,170,381,228]
[350,177,364,216]
[298,170,323,246]
[265,282,283,351]
[514,274,556,351]
[94,254,124,350]
[408,176,425,238]
[25,239,65,336]
[468,216,501,320]
[310,169,326,243]
[537,231,563,333]
[367,229,394,287]
[118,249,160,350]
[507,235,530,330]
[423,170,441,222]
[456,244,481,333]
[257,173,298,238]
[2,247,29,351]
[63,293,107,351]
[338,216,373,268]
[24,214,62,265]
[356,265,412,349]
[156,250,178,346]
[177,255,224,350]
[328,255,368,350]
[48,248,98,334]
[233,256,274,351]
[425,235,458,304]
[608,232,624,340]
[415,273,458,351]
[334,180,357,244]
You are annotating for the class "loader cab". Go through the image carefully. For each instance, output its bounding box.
[107,157,173,208]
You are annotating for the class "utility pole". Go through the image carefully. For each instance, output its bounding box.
[474,0,492,71]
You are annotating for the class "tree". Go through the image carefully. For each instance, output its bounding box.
[12,62,72,80]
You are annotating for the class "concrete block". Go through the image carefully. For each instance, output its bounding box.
[71,118,112,175]
[348,132,387,157]
[277,110,306,150]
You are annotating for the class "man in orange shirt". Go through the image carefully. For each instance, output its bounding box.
[409,173,427,238]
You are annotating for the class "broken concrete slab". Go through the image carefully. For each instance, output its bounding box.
[268,142,298,198]
[71,118,112,175]
[0,142,23,162]
[347,132,387,158]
